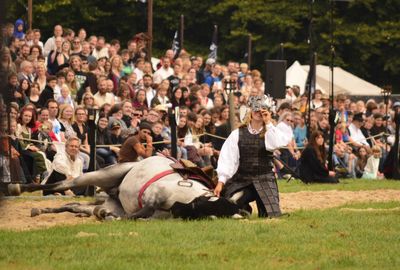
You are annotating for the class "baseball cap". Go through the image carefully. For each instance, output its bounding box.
[392,101,400,109]
[111,121,121,129]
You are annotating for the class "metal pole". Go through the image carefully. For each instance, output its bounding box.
[169,108,177,159]
[306,0,314,140]
[392,109,400,179]
[180,14,184,51]
[28,0,32,30]
[229,92,235,133]
[247,34,252,68]
[306,53,317,140]
[280,43,284,60]
[225,79,236,133]
[327,0,335,171]
[382,87,391,153]
[86,108,96,196]
[147,0,153,61]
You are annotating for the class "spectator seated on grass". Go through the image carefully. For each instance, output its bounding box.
[299,131,339,184]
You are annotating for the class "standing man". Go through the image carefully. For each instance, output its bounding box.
[43,25,63,57]
[91,36,109,60]
[46,99,62,142]
[153,56,173,84]
[214,96,289,217]
[143,74,156,108]
[94,78,115,107]
[70,55,90,103]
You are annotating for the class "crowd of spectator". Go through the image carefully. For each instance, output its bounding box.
[1,19,398,188]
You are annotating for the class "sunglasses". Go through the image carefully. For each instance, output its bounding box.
[141,130,151,135]
[285,119,293,123]
[133,113,143,117]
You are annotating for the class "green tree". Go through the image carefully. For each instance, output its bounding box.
[4,0,400,91]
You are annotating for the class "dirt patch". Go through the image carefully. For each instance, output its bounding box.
[0,198,99,231]
[0,189,400,231]
[279,189,400,212]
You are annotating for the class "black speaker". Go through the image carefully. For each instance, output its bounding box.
[264,60,286,99]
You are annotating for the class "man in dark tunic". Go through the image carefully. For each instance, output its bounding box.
[214,96,290,217]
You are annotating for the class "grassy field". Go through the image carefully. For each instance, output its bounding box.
[278,178,400,193]
[0,200,399,270]
[0,180,399,269]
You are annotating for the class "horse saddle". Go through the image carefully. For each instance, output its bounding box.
[170,159,216,189]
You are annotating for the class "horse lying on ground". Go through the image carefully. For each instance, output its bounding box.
[4,156,246,220]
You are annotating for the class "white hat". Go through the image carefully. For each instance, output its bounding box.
[206,58,216,65]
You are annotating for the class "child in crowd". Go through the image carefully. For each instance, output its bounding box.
[57,84,75,108]
[33,121,57,161]
[355,145,370,178]
[363,145,383,179]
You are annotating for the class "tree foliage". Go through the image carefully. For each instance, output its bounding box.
[4,0,400,91]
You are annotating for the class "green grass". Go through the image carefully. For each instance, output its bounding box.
[278,178,400,193]
[0,201,399,270]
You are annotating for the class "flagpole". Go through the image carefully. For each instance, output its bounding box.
[327,0,336,171]
[209,25,218,60]
[147,0,153,61]
[306,0,315,140]
[28,0,33,30]
[247,34,252,68]
[180,15,184,51]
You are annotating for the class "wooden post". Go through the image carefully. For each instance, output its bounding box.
[28,0,33,30]
[180,14,184,51]
[86,108,97,196]
[247,34,252,68]
[169,108,177,159]
[229,92,235,133]
[147,0,153,60]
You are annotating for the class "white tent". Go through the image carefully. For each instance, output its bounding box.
[286,61,382,96]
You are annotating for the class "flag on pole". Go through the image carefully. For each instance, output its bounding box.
[305,52,316,94]
[171,31,180,56]
[208,25,218,60]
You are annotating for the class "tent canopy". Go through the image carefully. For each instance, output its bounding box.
[286,61,382,96]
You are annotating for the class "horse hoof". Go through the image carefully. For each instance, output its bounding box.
[231,213,244,219]
[8,184,21,196]
[31,208,41,217]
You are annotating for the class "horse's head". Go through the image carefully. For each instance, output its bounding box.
[170,195,249,220]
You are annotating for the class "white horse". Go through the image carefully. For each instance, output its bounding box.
[5,156,244,220]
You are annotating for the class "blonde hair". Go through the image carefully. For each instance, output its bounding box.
[110,55,123,72]
[66,136,81,147]
[240,110,266,138]
[59,104,75,124]
[371,145,382,157]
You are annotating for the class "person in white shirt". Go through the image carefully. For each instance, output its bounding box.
[91,36,109,60]
[197,83,214,110]
[94,78,115,107]
[43,25,63,57]
[214,96,290,217]
[348,113,369,147]
[363,145,382,179]
[153,56,173,84]
[44,136,83,196]
[143,74,156,108]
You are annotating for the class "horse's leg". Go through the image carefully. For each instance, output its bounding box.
[7,162,137,196]
[93,197,126,221]
[127,205,156,220]
[31,202,96,217]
